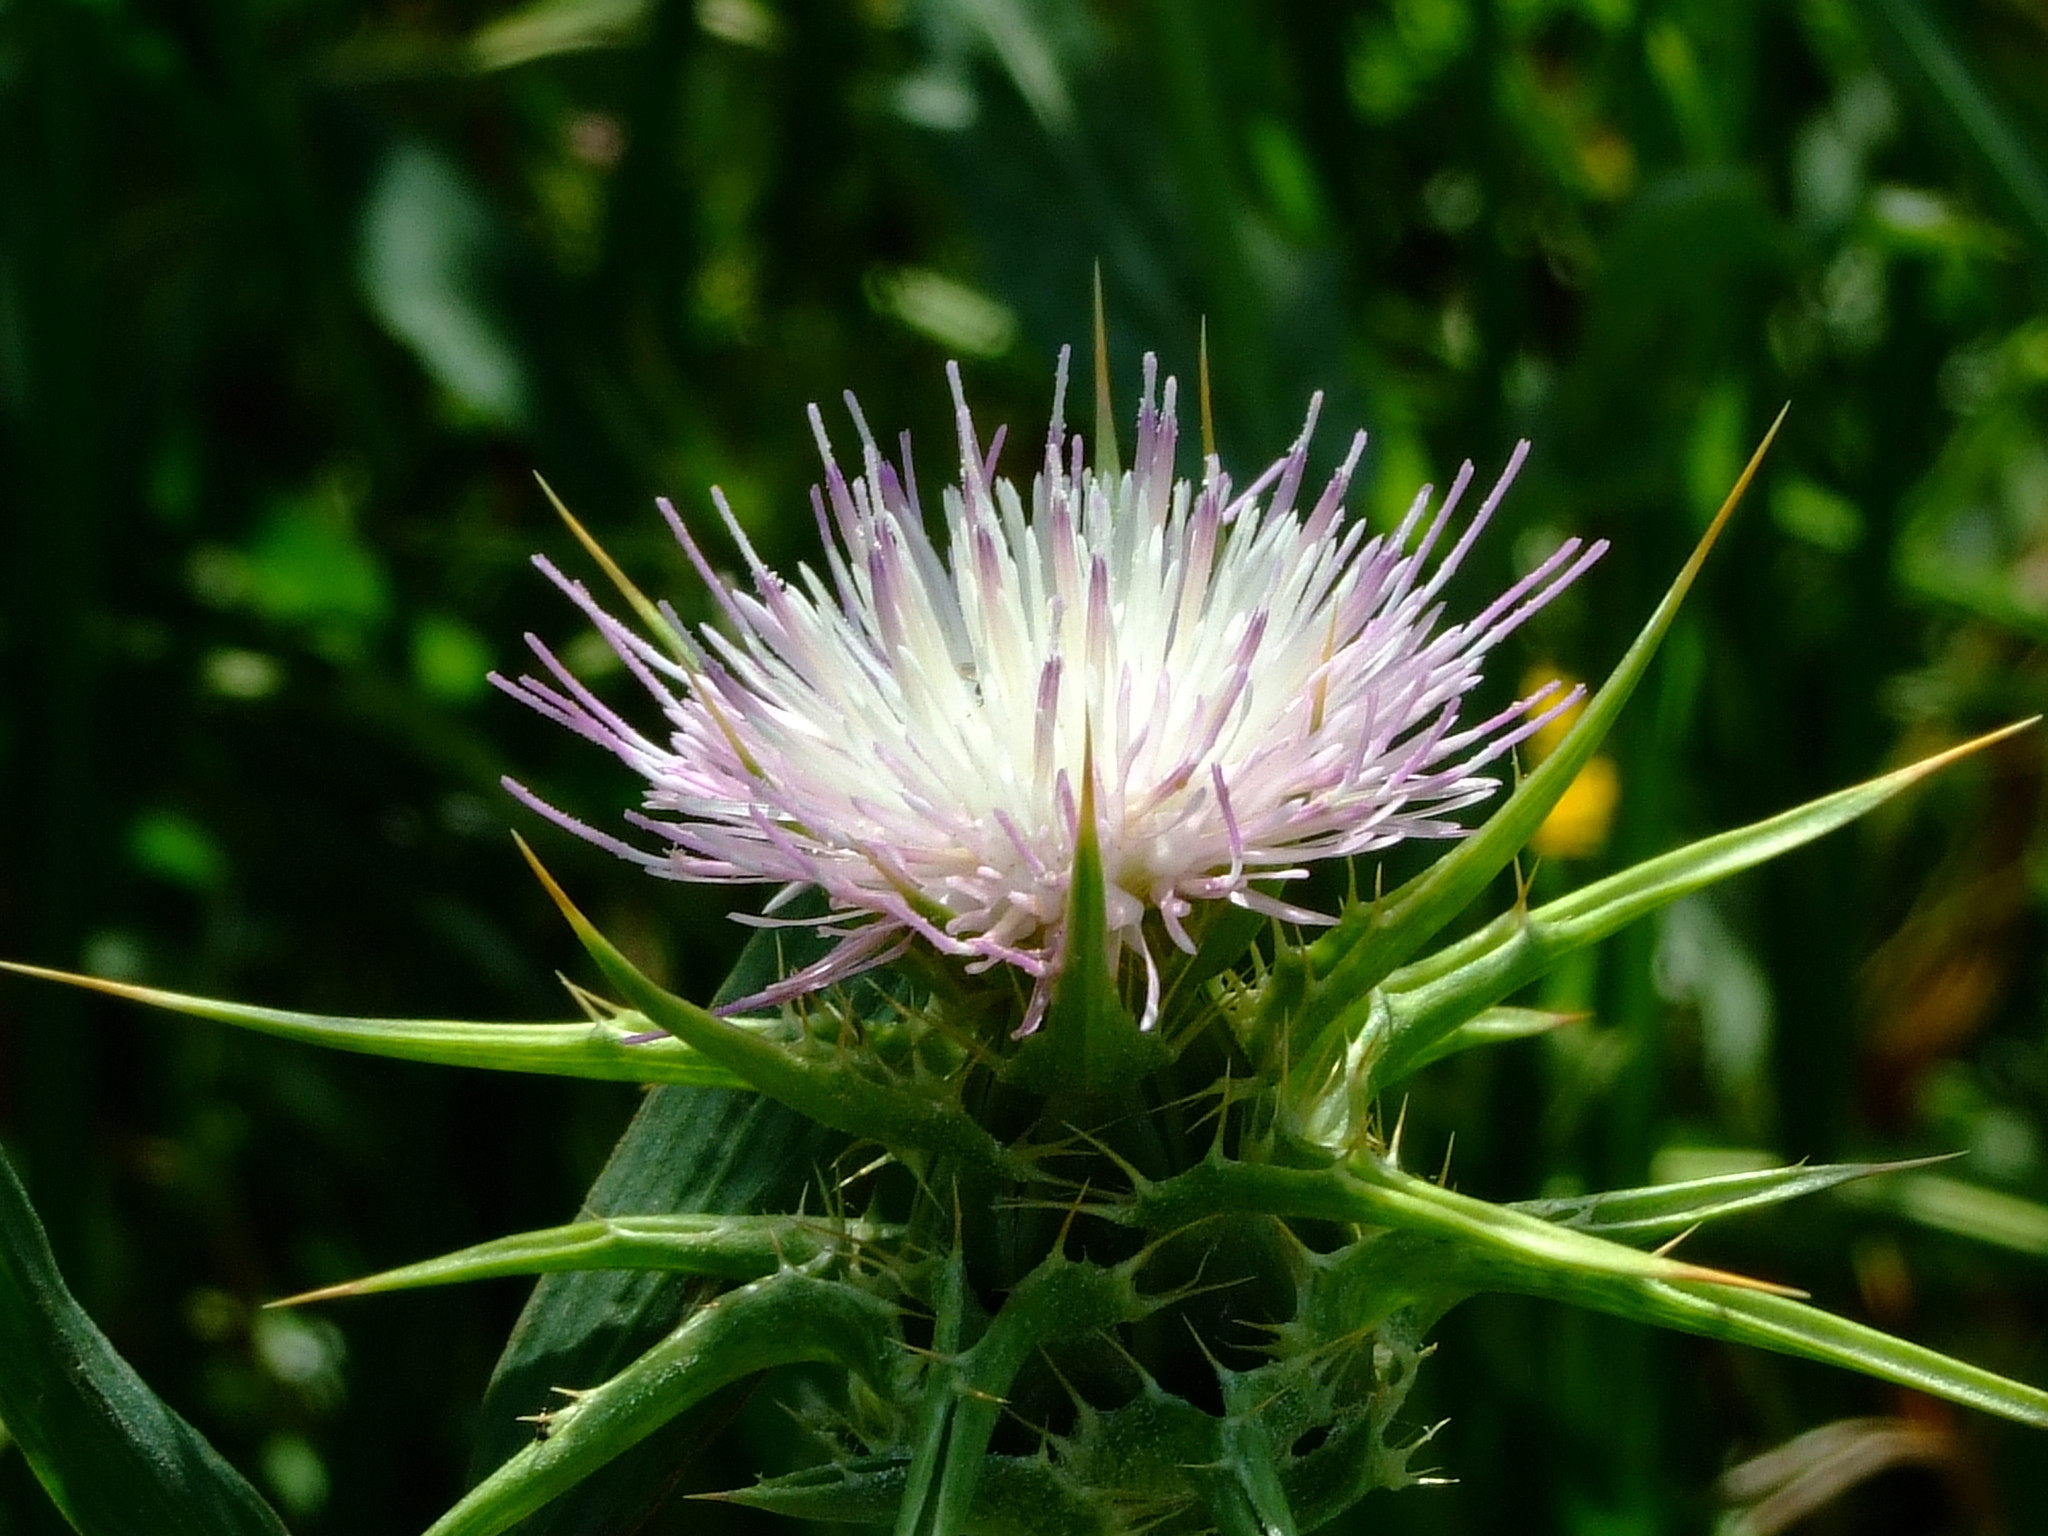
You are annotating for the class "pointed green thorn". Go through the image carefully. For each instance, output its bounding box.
[1516,1155,1963,1242]
[0,960,746,1088]
[1012,729,1160,1103]
[535,474,691,664]
[1198,315,1217,464]
[270,1213,895,1307]
[514,835,1032,1178]
[1092,263,1121,482]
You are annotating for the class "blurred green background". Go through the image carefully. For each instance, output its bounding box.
[3,0,2047,1531]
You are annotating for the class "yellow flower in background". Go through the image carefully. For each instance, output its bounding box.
[1523,665,1620,860]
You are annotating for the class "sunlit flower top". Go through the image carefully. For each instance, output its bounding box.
[499,353,1604,1030]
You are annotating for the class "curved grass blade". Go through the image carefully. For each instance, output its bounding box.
[1368,721,2034,1087]
[273,1214,897,1307]
[0,1143,291,1536]
[1300,410,1785,1027]
[517,835,1030,1177]
[0,961,746,1088]
[1516,1157,1956,1242]
[425,1268,898,1536]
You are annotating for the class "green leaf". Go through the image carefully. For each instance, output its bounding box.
[1292,412,1784,1046]
[1515,1157,1953,1241]
[1212,1377,1302,1536]
[1366,722,2032,1088]
[1118,1157,2048,1431]
[0,961,747,1089]
[0,1141,292,1536]
[518,837,1031,1177]
[424,1269,899,1536]
[273,1214,896,1306]
[1196,1469,1280,1536]
[358,143,530,426]
[468,0,652,72]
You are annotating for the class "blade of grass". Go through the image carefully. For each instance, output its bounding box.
[0,1144,292,1536]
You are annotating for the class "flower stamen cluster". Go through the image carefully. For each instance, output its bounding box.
[498,352,1604,1030]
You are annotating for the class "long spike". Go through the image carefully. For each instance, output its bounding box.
[1092,264,1121,481]
[1687,402,1789,585]
[1198,316,1216,463]
[535,474,691,663]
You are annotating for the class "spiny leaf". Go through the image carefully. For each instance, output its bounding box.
[1515,1157,1958,1241]
[892,1242,976,1536]
[927,1254,1157,1536]
[468,1088,845,1529]
[273,1214,894,1307]
[1299,408,1786,1029]
[516,835,1031,1178]
[1120,1159,2048,1432]
[0,961,745,1088]
[423,1268,898,1536]
[1210,1388,1301,1536]
[1198,1469,1281,1536]
[1117,1155,1799,1298]
[1365,720,2035,1088]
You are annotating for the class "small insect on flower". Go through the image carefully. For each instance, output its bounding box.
[496,352,1605,1032]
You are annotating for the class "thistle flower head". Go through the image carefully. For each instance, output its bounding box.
[499,352,1604,1029]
